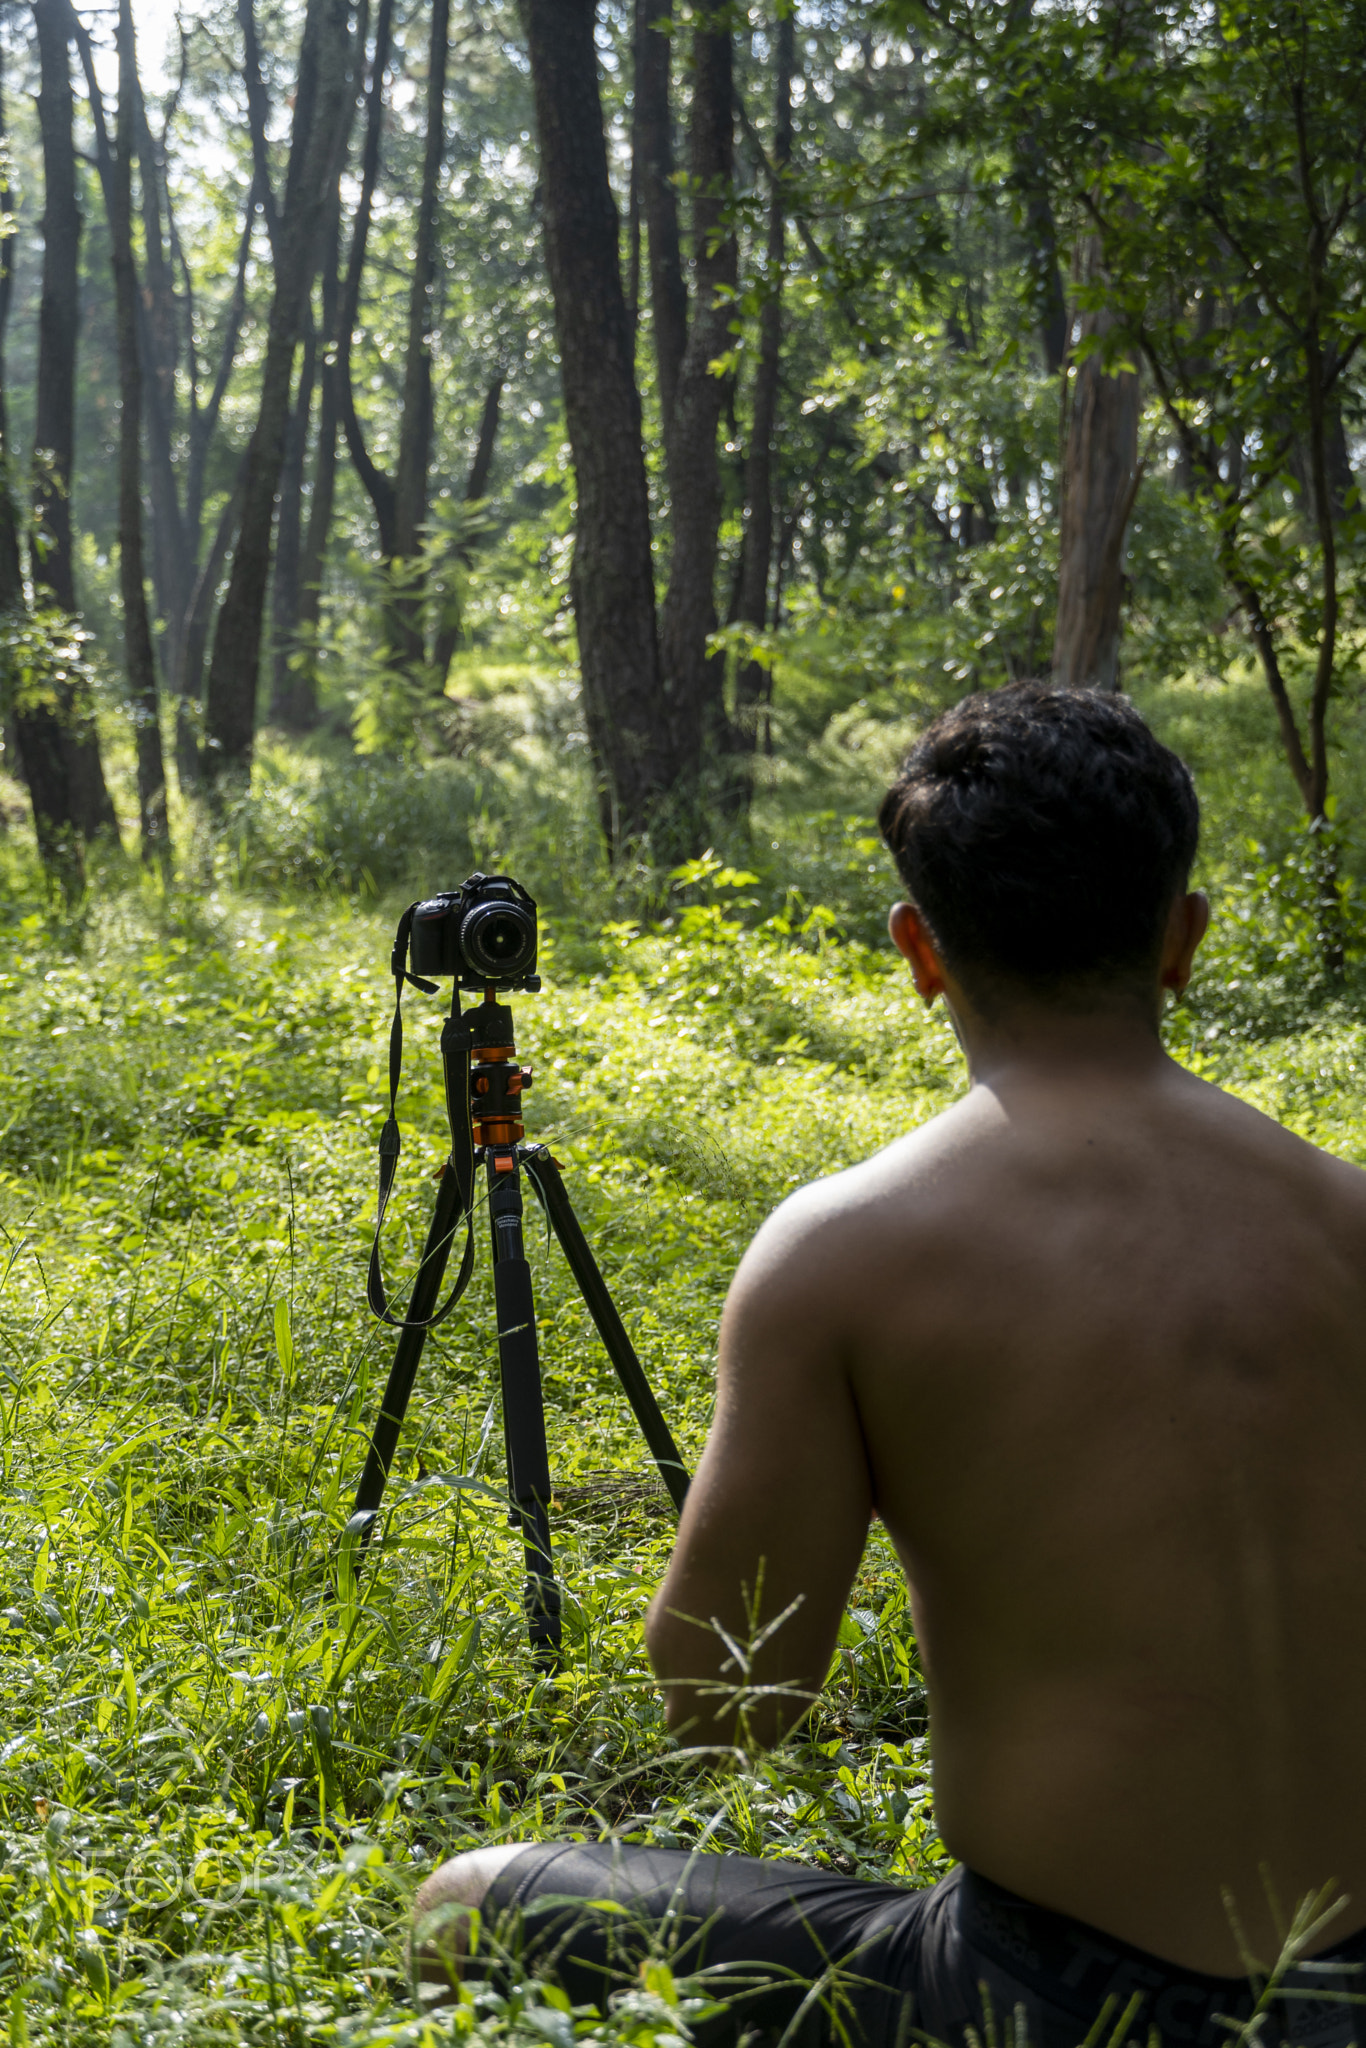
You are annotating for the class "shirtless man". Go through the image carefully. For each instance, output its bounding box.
[415,685,1366,2046]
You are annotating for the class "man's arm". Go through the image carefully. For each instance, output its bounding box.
[645,1200,873,1749]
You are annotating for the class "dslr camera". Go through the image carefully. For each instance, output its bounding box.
[409,873,540,992]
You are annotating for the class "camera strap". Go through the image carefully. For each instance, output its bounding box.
[367,903,479,1329]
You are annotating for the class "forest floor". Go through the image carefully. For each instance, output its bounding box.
[0,659,1363,2043]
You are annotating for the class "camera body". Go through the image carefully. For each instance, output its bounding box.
[409,873,540,991]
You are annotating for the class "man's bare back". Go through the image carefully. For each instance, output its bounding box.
[418,687,1366,2036]
[651,1037,1366,1973]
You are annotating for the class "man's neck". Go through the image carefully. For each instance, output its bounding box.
[945,991,1173,1091]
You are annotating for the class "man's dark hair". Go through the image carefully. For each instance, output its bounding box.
[878,683,1199,994]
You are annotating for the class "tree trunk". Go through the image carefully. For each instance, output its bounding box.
[1051,236,1142,690]
[268,317,316,726]
[202,0,357,789]
[1007,0,1067,376]
[243,0,323,735]
[293,185,346,723]
[1023,181,1068,377]
[0,34,80,899]
[112,0,170,866]
[635,0,687,436]
[431,369,504,689]
[32,0,116,844]
[177,465,243,785]
[731,2,793,804]
[335,0,446,678]
[657,12,737,826]
[522,0,672,851]
[392,0,451,674]
[237,0,282,247]
[130,83,192,650]
[337,0,398,551]
[84,13,265,791]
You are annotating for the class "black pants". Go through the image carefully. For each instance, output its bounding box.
[484,1844,1366,2048]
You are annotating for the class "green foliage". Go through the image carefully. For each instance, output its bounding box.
[0,607,102,726]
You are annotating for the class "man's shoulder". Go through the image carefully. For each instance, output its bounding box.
[731,1097,978,1305]
[1182,1065,1366,1210]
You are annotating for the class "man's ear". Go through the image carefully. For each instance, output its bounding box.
[889,902,948,1006]
[1160,890,1210,997]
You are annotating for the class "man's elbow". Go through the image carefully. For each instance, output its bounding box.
[647,1598,737,1746]
[646,1603,815,1751]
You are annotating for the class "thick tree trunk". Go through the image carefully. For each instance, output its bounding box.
[112,0,170,866]
[635,0,687,437]
[731,3,793,801]
[657,14,737,818]
[202,0,356,788]
[522,0,672,851]
[32,0,116,844]
[1051,237,1141,690]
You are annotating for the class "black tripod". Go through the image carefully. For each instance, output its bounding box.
[352,986,690,1667]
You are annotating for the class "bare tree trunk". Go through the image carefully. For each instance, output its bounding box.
[237,0,282,255]
[73,7,265,793]
[522,0,672,851]
[464,372,503,511]
[657,12,737,825]
[176,465,243,785]
[1007,0,1067,375]
[240,0,320,736]
[268,318,316,725]
[202,0,357,789]
[337,0,398,552]
[391,0,451,674]
[1051,236,1142,690]
[1023,181,1068,376]
[29,11,72,609]
[130,86,192,654]
[334,0,446,678]
[0,35,79,899]
[293,184,346,724]
[431,369,504,690]
[731,2,793,806]
[112,0,169,866]
[32,0,116,844]
[635,0,687,436]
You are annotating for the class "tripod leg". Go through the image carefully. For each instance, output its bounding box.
[522,1151,690,1514]
[352,1165,464,1539]
[487,1152,562,1669]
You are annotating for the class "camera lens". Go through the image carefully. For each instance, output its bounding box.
[461,900,536,981]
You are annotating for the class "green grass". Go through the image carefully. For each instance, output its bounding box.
[1,653,1364,2042]
[0,874,962,2045]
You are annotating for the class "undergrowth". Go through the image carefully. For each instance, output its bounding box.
[1,659,1364,2041]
